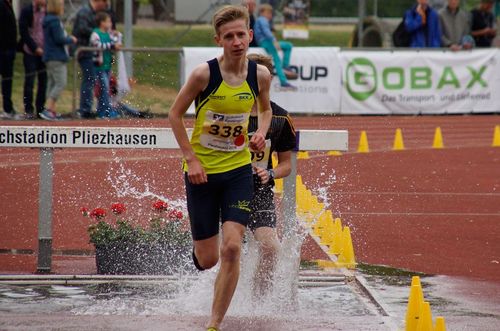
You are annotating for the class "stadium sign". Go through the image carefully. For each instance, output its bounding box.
[0,126,181,149]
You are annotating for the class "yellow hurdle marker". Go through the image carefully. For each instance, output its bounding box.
[492,125,500,147]
[319,211,335,245]
[432,127,444,149]
[405,276,424,331]
[297,151,310,159]
[328,217,343,255]
[327,150,343,156]
[393,128,405,151]
[434,316,447,331]
[357,130,370,153]
[416,301,433,331]
[335,226,356,269]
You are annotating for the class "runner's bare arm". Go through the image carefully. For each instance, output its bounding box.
[249,64,272,152]
[168,63,210,184]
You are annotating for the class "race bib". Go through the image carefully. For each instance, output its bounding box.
[200,111,248,151]
[250,138,271,169]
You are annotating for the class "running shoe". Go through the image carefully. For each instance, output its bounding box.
[40,109,59,121]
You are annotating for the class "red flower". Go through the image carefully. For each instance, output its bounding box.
[168,209,184,220]
[111,203,126,215]
[90,208,106,219]
[153,200,168,211]
[80,207,89,217]
[174,210,183,219]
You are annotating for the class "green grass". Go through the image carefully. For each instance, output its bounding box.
[9,25,351,115]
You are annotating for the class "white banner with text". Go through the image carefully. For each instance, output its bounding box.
[339,49,500,114]
[182,47,342,114]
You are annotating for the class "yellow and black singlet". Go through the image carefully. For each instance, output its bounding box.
[184,58,259,174]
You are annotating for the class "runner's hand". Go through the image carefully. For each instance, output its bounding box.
[249,132,265,152]
[253,166,270,184]
[187,157,207,184]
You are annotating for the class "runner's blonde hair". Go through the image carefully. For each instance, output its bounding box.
[212,5,249,34]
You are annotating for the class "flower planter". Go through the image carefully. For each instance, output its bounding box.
[95,242,193,275]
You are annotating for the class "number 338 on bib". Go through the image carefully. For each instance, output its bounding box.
[200,111,248,151]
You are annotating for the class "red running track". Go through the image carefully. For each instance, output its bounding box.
[0,115,499,281]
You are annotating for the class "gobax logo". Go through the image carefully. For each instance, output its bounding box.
[345,58,377,101]
[345,57,489,101]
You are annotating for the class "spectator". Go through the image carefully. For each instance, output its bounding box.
[72,0,108,119]
[19,0,48,120]
[41,0,77,120]
[439,0,474,51]
[0,0,22,120]
[261,0,279,30]
[471,0,496,47]
[242,0,258,47]
[90,11,120,119]
[404,0,442,48]
[254,4,297,90]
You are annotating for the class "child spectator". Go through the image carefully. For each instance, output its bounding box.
[41,0,76,120]
[439,0,474,51]
[471,0,497,47]
[90,11,121,119]
[254,4,297,90]
[404,0,442,48]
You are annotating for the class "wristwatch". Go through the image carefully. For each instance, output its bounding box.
[267,169,275,181]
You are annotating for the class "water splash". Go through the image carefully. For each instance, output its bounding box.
[105,152,185,211]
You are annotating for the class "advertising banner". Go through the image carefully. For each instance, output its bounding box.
[182,47,342,114]
[282,0,310,39]
[339,49,500,114]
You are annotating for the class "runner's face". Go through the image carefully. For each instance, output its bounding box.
[215,19,252,58]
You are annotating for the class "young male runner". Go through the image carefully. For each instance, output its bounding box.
[247,53,297,296]
[168,6,272,331]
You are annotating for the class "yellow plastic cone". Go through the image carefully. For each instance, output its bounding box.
[320,211,335,245]
[336,226,356,269]
[492,125,500,147]
[357,130,370,153]
[393,128,405,150]
[271,153,278,167]
[274,178,283,194]
[416,301,433,331]
[328,218,343,255]
[434,317,446,331]
[297,151,310,159]
[405,277,424,331]
[296,175,304,188]
[432,127,444,149]
[327,150,343,156]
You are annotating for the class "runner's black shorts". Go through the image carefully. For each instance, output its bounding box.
[185,164,253,241]
[248,176,276,231]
